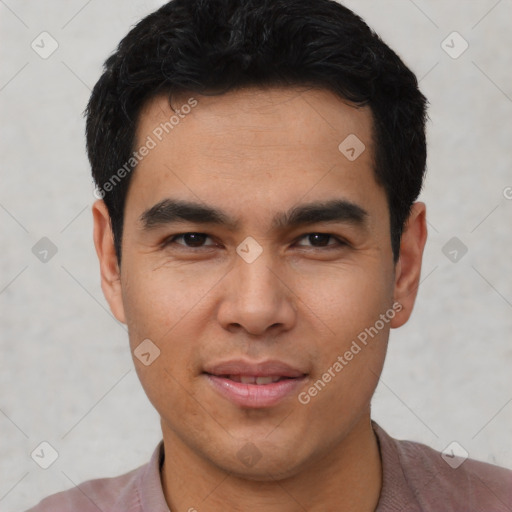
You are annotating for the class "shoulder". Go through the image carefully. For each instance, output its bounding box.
[382,425,512,511]
[24,464,143,512]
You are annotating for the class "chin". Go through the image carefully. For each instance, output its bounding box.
[219,456,304,483]
[207,440,311,483]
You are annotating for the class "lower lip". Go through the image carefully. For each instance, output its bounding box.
[204,374,307,408]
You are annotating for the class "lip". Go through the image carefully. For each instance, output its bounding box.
[203,359,308,408]
[203,359,307,378]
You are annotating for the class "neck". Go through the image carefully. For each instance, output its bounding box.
[160,414,382,512]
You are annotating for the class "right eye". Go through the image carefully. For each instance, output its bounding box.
[161,232,218,249]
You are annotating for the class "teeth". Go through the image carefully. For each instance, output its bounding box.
[256,376,276,385]
[227,375,282,384]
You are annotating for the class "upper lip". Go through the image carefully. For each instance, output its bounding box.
[203,359,307,378]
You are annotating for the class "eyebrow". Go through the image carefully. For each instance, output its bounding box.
[138,197,369,232]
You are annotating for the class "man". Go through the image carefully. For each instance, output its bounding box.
[26,0,512,510]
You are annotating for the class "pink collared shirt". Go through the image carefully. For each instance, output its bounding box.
[25,421,512,511]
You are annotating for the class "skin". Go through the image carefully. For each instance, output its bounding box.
[93,86,427,512]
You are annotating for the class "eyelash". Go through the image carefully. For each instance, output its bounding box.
[161,232,348,251]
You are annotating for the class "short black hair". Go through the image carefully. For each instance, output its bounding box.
[86,0,428,266]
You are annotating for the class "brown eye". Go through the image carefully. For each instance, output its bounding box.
[163,233,216,248]
[295,233,347,249]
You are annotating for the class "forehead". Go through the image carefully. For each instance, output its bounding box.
[126,86,384,228]
[135,86,374,158]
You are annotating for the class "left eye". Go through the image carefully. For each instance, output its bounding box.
[163,232,345,249]
[295,233,346,249]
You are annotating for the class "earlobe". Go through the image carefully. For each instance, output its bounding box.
[92,199,127,324]
[390,202,428,329]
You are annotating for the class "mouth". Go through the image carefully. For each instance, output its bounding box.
[202,359,308,408]
[212,375,296,384]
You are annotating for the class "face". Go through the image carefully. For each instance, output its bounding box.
[93,86,426,480]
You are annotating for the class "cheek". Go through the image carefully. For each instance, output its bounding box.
[120,268,207,408]
[126,298,203,425]
[300,318,389,428]
[294,262,392,401]
[121,261,219,345]
[293,260,393,342]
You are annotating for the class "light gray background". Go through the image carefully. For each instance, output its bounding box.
[1,1,511,510]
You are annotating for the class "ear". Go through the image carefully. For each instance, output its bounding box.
[390,202,428,329]
[92,199,126,324]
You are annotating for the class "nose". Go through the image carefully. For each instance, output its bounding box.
[216,247,297,337]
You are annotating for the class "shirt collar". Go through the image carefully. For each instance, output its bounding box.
[137,439,170,512]
[372,420,422,511]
